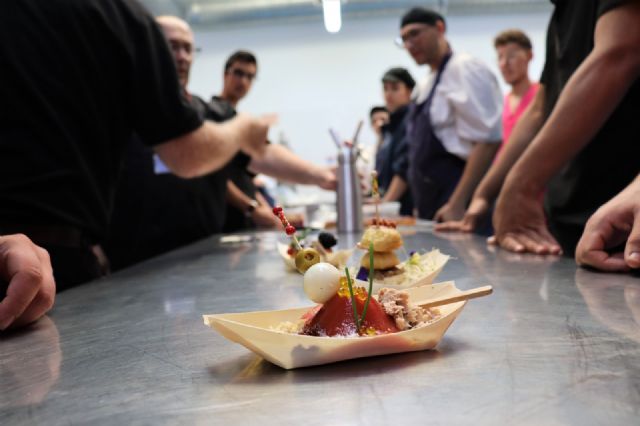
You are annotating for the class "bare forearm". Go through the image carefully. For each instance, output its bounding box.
[506,5,640,193]
[226,180,254,210]
[154,121,240,178]
[448,143,499,208]
[248,144,323,185]
[154,113,274,179]
[475,86,546,201]
[382,176,408,202]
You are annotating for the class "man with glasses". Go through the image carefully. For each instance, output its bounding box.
[209,51,338,231]
[106,15,237,270]
[398,7,502,222]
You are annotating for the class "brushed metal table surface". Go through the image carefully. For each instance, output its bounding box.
[2,229,639,425]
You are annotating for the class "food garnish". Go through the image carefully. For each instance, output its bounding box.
[273,206,320,273]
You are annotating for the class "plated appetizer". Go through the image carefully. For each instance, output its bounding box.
[284,261,441,337]
[353,219,450,291]
[204,282,470,369]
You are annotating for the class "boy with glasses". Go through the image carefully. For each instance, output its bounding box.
[398,8,503,222]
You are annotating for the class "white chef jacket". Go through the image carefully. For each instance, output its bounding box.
[413,51,503,160]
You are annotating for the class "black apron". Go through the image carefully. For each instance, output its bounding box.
[407,52,466,220]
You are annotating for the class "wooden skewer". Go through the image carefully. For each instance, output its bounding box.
[416,285,493,309]
[351,120,363,145]
[371,170,380,227]
[291,234,302,251]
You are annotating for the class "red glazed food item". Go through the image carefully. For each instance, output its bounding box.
[302,278,399,337]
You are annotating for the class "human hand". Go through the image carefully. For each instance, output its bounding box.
[489,183,562,255]
[316,166,337,191]
[435,197,491,233]
[575,179,640,271]
[252,204,281,228]
[433,202,465,223]
[0,234,56,331]
[236,113,278,158]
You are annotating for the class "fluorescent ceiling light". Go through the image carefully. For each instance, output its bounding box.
[322,0,341,33]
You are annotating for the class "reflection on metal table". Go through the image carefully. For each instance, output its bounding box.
[2,229,639,425]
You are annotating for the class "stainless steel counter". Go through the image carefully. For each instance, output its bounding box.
[2,229,639,425]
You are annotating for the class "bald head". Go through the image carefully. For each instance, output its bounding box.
[156,15,191,34]
[156,16,194,88]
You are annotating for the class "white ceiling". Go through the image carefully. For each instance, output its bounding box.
[139,0,551,28]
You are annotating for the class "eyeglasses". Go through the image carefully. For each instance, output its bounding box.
[394,26,428,48]
[230,68,256,82]
[168,41,201,57]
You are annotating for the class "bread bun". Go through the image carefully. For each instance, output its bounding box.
[360,251,400,270]
[358,226,403,252]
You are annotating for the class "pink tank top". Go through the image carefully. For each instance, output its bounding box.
[497,82,540,158]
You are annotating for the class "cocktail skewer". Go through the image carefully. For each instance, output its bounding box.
[371,171,380,227]
[416,285,493,308]
[272,206,301,250]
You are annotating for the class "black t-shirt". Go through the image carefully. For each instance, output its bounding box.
[208,96,259,232]
[0,0,203,242]
[541,0,640,236]
[105,95,227,270]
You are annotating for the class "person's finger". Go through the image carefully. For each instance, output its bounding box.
[517,228,560,255]
[534,227,563,255]
[434,221,464,232]
[624,211,640,269]
[579,249,629,272]
[576,222,607,265]
[498,233,526,253]
[460,214,478,233]
[508,231,548,254]
[12,247,56,328]
[0,239,44,330]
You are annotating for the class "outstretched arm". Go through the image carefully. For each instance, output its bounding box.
[492,3,640,254]
[154,113,276,178]
[248,144,336,190]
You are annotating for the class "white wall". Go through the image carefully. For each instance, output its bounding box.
[188,11,551,166]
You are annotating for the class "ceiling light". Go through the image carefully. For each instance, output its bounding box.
[322,0,342,33]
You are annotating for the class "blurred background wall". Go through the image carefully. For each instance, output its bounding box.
[141,1,552,169]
